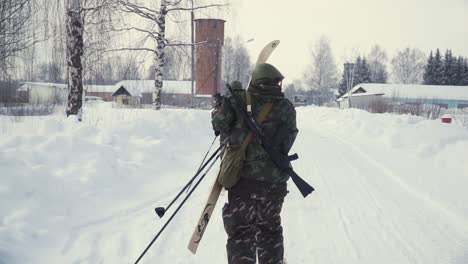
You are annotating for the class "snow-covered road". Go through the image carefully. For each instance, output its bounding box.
[1,106,467,264]
[288,111,468,263]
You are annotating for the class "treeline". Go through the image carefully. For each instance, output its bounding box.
[300,37,390,100]
[338,56,386,96]
[335,48,468,96]
[423,49,468,86]
[297,35,468,101]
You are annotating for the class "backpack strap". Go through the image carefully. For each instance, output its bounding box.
[240,101,273,150]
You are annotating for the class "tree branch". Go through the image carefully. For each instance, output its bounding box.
[105,47,156,54]
[167,3,228,12]
[112,26,160,39]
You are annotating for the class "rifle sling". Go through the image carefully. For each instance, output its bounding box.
[240,93,272,150]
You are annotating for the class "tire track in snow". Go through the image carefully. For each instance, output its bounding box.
[335,146,419,263]
[330,133,468,236]
[304,124,468,263]
[306,154,344,264]
[303,136,364,262]
[318,127,468,262]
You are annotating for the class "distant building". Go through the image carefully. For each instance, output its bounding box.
[111,80,193,107]
[292,95,307,107]
[83,85,115,101]
[337,83,468,109]
[16,82,68,104]
[288,89,336,107]
[195,19,225,96]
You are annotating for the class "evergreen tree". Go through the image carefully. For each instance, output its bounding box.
[352,56,371,85]
[462,58,468,85]
[432,49,445,85]
[353,56,362,82]
[338,56,372,96]
[423,51,434,84]
[353,57,363,84]
[443,49,457,85]
[359,57,372,83]
[338,66,350,96]
[454,56,465,85]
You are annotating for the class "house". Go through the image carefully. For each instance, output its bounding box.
[112,80,193,107]
[83,84,115,101]
[337,83,468,110]
[16,82,68,105]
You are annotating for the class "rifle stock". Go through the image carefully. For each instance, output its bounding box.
[287,169,314,197]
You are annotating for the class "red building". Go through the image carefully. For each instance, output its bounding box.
[195,19,225,96]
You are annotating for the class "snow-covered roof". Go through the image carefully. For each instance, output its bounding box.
[83,84,115,93]
[338,83,468,101]
[113,80,193,96]
[17,82,67,91]
[337,92,385,101]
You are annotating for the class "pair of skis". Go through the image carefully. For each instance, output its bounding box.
[187,40,281,254]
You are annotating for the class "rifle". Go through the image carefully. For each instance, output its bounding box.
[225,84,314,198]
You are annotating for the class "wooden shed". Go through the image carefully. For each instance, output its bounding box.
[112,85,141,106]
[112,80,193,107]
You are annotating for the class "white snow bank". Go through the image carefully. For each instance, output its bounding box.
[301,107,468,213]
[0,105,467,263]
[0,106,215,263]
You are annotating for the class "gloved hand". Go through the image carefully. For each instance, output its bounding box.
[212,93,223,108]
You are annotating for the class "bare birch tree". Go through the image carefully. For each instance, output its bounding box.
[114,0,227,110]
[222,36,252,86]
[65,0,85,118]
[66,0,114,119]
[0,0,39,80]
[304,36,338,91]
[147,47,191,80]
[391,47,426,84]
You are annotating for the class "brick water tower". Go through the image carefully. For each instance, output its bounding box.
[195,19,225,96]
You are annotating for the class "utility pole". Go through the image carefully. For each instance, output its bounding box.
[214,40,220,95]
[190,0,195,108]
[344,62,355,108]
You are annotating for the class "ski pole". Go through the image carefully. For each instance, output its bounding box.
[185,136,219,193]
[154,137,227,218]
[135,150,223,264]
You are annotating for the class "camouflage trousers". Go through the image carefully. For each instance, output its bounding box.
[222,192,284,264]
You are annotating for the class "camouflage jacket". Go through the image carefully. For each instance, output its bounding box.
[211,89,298,195]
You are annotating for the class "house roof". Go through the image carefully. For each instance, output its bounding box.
[112,86,132,97]
[17,82,67,91]
[338,83,468,102]
[84,84,115,93]
[112,80,193,96]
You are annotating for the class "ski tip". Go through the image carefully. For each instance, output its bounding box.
[268,40,280,48]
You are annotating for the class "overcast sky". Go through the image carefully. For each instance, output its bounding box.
[223,0,468,82]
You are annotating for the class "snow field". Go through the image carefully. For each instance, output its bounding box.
[0,104,467,263]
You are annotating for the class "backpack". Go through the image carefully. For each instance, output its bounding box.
[217,92,273,188]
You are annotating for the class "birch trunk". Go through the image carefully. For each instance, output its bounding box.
[153,0,167,110]
[66,0,84,119]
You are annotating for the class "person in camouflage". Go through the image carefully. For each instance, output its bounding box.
[211,63,298,264]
